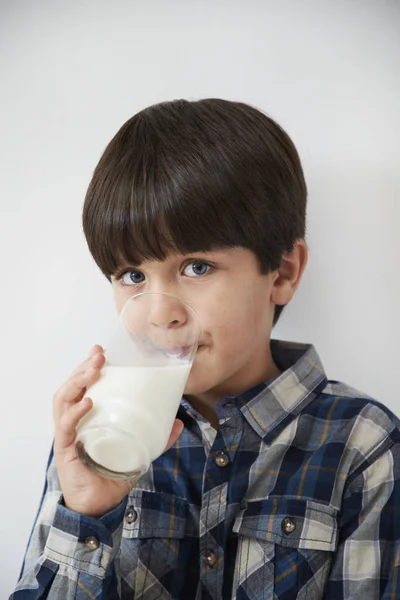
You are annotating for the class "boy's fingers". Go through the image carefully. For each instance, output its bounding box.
[70,347,105,377]
[90,345,104,356]
[55,397,93,452]
[53,368,100,418]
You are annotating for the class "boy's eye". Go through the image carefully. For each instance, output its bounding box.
[183,261,211,277]
[121,270,145,285]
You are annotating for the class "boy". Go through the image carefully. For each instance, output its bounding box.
[11,99,400,599]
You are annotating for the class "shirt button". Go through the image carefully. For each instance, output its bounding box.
[215,452,229,467]
[281,517,296,534]
[204,550,217,568]
[84,536,100,550]
[125,507,138,524]
[224,401,234,408]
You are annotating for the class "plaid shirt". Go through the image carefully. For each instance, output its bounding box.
[11,340,400,599]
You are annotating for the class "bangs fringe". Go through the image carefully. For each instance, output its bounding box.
[83,146,244,278]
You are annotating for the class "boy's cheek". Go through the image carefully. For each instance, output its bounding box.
[185,353,216,394]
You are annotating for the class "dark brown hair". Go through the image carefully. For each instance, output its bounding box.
[83,98,307,324]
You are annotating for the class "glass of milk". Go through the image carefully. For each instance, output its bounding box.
[75,293,201,480]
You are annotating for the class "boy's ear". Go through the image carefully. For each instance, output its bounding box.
[270,240,308,306]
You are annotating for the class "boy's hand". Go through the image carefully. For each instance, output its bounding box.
[53,345,184,518]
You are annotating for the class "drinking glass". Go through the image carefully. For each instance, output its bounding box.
[75,292,201,480]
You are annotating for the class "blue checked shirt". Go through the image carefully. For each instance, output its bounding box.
[10,341,400,599]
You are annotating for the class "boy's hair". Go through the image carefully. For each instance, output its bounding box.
[83,98,307,325]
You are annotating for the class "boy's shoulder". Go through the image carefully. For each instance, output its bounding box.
[313,378,400,466]
[320,378,399,427]
[271,339,400,442]
[322,379,376,401]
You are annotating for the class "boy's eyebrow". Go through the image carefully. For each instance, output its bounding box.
[111,262,142,275]
[111,250,225,275]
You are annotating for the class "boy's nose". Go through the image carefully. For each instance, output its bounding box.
[148,295,187,328]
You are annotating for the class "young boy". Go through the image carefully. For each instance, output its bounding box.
[11,99,400,600]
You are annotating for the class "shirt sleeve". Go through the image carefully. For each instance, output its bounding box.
[9,446,128,599]
[324,436,400,599]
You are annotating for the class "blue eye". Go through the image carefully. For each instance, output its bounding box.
[183,261,211,277]
[122,270,145,285]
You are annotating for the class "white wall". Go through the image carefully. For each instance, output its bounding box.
[1,0,399,593]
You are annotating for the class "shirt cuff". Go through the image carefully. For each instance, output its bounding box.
[43,495,128,578]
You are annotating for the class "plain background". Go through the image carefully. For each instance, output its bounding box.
[1,0,399,594]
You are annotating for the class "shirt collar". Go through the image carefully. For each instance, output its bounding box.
[180,340,327,443]
[237,340,327,443]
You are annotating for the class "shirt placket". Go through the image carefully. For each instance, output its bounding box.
[199,403,243,599]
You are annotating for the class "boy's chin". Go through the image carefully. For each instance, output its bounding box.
[183,373,212,396]
[183,380,204,396]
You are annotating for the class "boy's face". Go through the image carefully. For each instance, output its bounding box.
[111,246,304,399]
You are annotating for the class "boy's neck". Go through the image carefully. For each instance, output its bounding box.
[185,344,281,429]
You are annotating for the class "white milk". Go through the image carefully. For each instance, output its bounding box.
[76,363,191,474]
